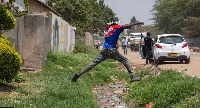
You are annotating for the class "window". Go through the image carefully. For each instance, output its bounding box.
[159,36,184,44]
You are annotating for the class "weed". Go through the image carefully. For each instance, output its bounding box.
[0,51,129,108]
[125,70,200,108]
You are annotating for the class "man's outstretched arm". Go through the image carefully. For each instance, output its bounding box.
[122,22,144,29]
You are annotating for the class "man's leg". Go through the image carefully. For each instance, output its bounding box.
[125,46,127,55]
[111,49,141,82]
[123,45,126,55]
[146,49,150,64]
[72,50,106,82]
[139,46,143,59]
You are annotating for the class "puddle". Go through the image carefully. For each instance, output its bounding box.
[93,82,128,108]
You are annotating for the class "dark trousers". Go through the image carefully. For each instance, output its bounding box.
[145,46,151,64]
[80,48,135,78]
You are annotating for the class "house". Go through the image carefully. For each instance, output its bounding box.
[2,0,76,69]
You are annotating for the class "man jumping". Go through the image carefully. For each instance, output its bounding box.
[72,17,144,82]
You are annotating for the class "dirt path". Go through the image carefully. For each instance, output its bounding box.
[117,47,200,77]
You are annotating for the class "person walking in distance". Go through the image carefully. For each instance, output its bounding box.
[144,32,153,64]
[122,36,128,55]
[72,17,144,82]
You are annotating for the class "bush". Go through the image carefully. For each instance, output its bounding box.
[0,34,12,47]
[0,6,16,31]
[73,39,99,55]
[0,37,22,84]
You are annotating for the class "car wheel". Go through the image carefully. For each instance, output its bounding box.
[185,57,190,64]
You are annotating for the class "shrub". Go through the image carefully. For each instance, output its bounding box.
[0,6,16,31]
[0,34,12,47]
[0,40,22,84]
[73,39,99,55]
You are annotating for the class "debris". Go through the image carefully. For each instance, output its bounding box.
[21,67,35,71]
[68,66,73,70]
[146,103,153,108]
[94,82,128,108]
[113,91,123,94]
[183,69,187,71]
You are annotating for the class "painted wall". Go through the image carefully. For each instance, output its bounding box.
[2,0,76,69]
[67,24,71,52]
[51,13,66,52]
[50,13,75,53]
[4,12,75,69]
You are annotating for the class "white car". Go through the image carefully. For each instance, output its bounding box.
[152,34,190,64]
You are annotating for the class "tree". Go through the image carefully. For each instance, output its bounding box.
[46,0,115,36]
[127,16,138,34]
[152,0,200,38]
[134,25,163,38]
[182,17,200,38]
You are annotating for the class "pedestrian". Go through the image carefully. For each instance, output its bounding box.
[139,33,144,59]
[122,36,128,55]
[144,32,153,64]
[72,17,144,82]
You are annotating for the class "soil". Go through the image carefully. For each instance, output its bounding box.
[117,47,200,77]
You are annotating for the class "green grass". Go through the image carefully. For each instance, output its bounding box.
[135,69,151,77]
[1,45,200,108]
[125,70,200,108]
[0,51,129,108]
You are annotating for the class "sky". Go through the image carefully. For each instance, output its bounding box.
[104,0,156,26]
[39,0,155,25]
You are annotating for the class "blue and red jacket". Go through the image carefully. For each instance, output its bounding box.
[103,25,124,49]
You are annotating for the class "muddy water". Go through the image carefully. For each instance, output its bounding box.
[93,82,128,108]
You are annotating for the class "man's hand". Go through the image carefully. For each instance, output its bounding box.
[123,22,144,29]
[135,22,144,25]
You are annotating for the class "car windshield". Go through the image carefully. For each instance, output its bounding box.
[158,36,184,44]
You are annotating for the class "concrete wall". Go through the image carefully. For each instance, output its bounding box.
[71,27,75,51]
[85,32,93,45]
[4,12,76,69]
[23,13,51,69]
[1,0,77,69]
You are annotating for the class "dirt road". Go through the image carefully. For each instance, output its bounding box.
[117,47,200,77]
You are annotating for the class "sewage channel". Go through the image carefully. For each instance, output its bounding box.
[93,82,128,108]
